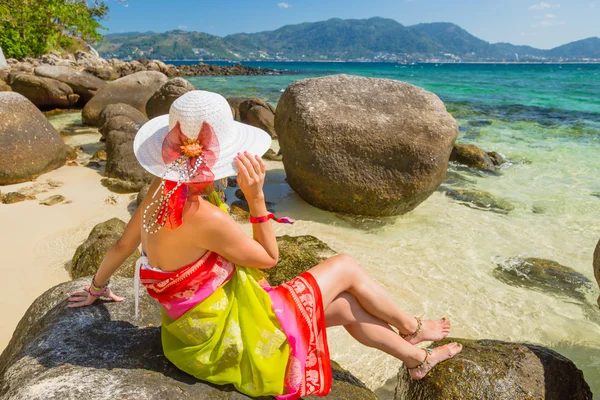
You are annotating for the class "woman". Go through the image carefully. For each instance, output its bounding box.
[68,90,462,399]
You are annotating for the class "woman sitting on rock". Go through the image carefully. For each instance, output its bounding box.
[68,90,462,399]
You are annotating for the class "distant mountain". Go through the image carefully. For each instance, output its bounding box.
[96,18,600,62]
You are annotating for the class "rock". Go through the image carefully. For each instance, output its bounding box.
[239,98,277,138]
[136,184,151,207]
[100,115,142,139]
[227,97,246,120]
[103,129,153,193]
[395,338,592,400]
[235,189,245,201]
[82,71,167,126]
[264,235,337,286]
[444,188,514,213]
[594,240,600,307]
[71,218,140,279]
[0,80,11,92]
[74,50,105,68]
[84,65,120,81]
[1,192,27,204]
[104,194,119,205]
[229,200,275,223]
[263,148,283,161]
[494,257,593,302]
[90,149,107,162]
[227,177,238,187]
[39,194,65,206]
[10,74,80,108]
[0,277,375,400]
[34,65,107,104]
[99,102,148,127]
[40,53,61,66]
[450,143,496,171]
[275,74,458,217]
[487,151,506,166]
[0,46,6,69]
[0,92,68,184]
[145,77,195,119]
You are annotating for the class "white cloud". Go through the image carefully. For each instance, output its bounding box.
[278,2,291,8]
[532,19,565,28]
[529,2,560,9]
[544,13,556,18]
[178,25,188,30]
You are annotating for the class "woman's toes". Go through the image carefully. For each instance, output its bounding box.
[446,342,463,357]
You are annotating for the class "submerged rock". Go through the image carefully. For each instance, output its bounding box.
[82,71,167,126]
[0,278,375,400]
[0,92,68,184]
[264,235,337,286]
[395,338,592,400]
[444,188,514,213]
[450,143,496,171]
[71,218,140,279]
[594,240,600,307]
[275,74,458,217]
[493,257,593,302]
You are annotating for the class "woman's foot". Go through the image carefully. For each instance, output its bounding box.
[407,343,463,380]
[399,317,452,345]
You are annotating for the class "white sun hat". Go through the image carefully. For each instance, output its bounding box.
[133,90,272,182]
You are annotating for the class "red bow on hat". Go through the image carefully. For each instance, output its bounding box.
[157,121,221,229]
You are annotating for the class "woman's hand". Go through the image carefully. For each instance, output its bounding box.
[68,286,125,308]
[235,151,266,201]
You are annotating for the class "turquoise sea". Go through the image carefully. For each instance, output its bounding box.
[181,62,600,396]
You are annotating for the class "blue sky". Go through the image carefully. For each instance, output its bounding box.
[103,0,599,49]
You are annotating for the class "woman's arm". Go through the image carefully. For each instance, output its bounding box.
[196,152,278,269]
[68,179,159,308]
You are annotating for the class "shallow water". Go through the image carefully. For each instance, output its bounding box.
[186,63,600,395]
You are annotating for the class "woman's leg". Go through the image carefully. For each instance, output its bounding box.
[325,292,462,379]
[309,254,450,344]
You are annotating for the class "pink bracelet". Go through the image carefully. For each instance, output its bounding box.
[85,286,108,297]
[249,213,294,224]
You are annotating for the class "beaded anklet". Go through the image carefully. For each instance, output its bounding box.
[407,348,433,370]
[399,316,423,340]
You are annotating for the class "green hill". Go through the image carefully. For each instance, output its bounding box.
[95,18,600,62]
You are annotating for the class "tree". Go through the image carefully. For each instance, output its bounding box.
[0,0,109,59]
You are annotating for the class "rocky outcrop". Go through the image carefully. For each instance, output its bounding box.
[82,71,167,126]
[239,98,277,138]
[146,77,195,118]
[444,187,514,213]
[71,218,140,279]
[493,257,593,302]
[264,235,337,286]
[10,74,80,108]
[0,92,68,184]
[595,240,600,307]
[0,277,375,399]
[177,62,279,77]
[103,129,153,193]
[395,338,592,400]
[450,143,497,171]
[34,65,106,104]
[275,74,458,217]
[98,103,147,139]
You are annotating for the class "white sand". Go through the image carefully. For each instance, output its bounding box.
[0,131,133,350]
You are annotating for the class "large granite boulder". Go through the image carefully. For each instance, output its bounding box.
[82,71,167,126]
[34,65,106,104]
[264,235,337,286]
[103,129,153,193]
[0,92,67,184]
[0,80,11,92]
[10,74,80,108]
[395,338,592,400]
[0,277,376,399]
[98,103,148,139]
[145,77,195,118]
[275,74,458,216]
[493,257,593,302]
[71,218,141,279]
[594,239,600,307]
[239,97,277,138]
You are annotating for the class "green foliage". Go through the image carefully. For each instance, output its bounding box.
[0,0,108,58]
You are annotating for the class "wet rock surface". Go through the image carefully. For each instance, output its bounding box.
[395,338,592,400]
[443,187,515,213]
